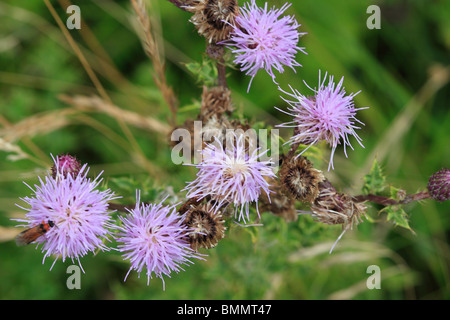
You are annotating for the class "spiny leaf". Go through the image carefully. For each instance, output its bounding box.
[362,158,386,195]
[383,206,415,234]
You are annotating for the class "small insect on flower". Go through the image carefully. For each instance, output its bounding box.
[13,155,119,270]
[15,220,55,246]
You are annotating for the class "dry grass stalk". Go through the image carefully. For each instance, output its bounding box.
[129,0,178,126]
[59,94,171,135]
[0,109,77,143]
[0,138,29,161]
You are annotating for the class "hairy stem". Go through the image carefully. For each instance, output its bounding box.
[217,58,228,88]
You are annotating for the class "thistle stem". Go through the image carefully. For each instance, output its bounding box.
[217,58,228,88]
[352,191,431,206]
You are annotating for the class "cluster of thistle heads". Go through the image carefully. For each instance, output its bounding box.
[13,0,450,289]
[181,0,370,230]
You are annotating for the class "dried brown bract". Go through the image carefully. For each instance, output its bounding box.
[259,177,297,222]
[184,202,227,251]
[311,180,367,229]
[279,156,325,203]
[186,0,239,43]
[200,85,234,121]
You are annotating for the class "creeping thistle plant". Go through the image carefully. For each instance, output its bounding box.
[11,0,449,289]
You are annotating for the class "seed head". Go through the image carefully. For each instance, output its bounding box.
[183,202,227,251]
[259,176,297,222]
[279,155,325,203]
[311,180,367,228]
[187,0,239,43]
[200,85,234,121]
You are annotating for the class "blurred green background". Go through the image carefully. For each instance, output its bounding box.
[0,0,449,299]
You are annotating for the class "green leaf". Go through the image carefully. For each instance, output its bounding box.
[362,159,386,195]
[178,101,201,113]
[106,177,177,204]
[383,206,415,234]
[184,58,218,86]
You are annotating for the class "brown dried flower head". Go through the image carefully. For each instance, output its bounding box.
[186,0,239,43]
[184,202,227,251]
[311,180,367,229]
[200,85,234,121]
[259,177,297,222]
[279,156,325,203]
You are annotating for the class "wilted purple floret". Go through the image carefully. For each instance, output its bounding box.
[115,193,203,289]
[184,133,276,222]
[277,71,368,171]
[14,158,118,271]
[224,0,306,91]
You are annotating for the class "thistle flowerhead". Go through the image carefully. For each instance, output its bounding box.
[115,193,204,289]
[279,155,325,203]
[186,0,239,43]
[427,168,450,201]
[51,153,82,179]
[183,133,276,222]
[183,202,227,251]
[223,0,306,91]
[277,71,368,171]
[14,157,118,270]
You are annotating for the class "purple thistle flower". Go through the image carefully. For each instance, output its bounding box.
[183,133,276,222]
[14,157,118,271]
[115,193,204,289]
[223,0,307,92]
[276,71,368,171]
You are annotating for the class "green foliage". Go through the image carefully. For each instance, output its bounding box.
[185,58,219,87]
[362,159,386,195]
[383,186,414,233]
[383,206,414,234]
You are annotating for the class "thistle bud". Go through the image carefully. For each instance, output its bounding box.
[183,202,227,251]
[51,153,82,179]
[427,168,450,201]
[279,155,325,203]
